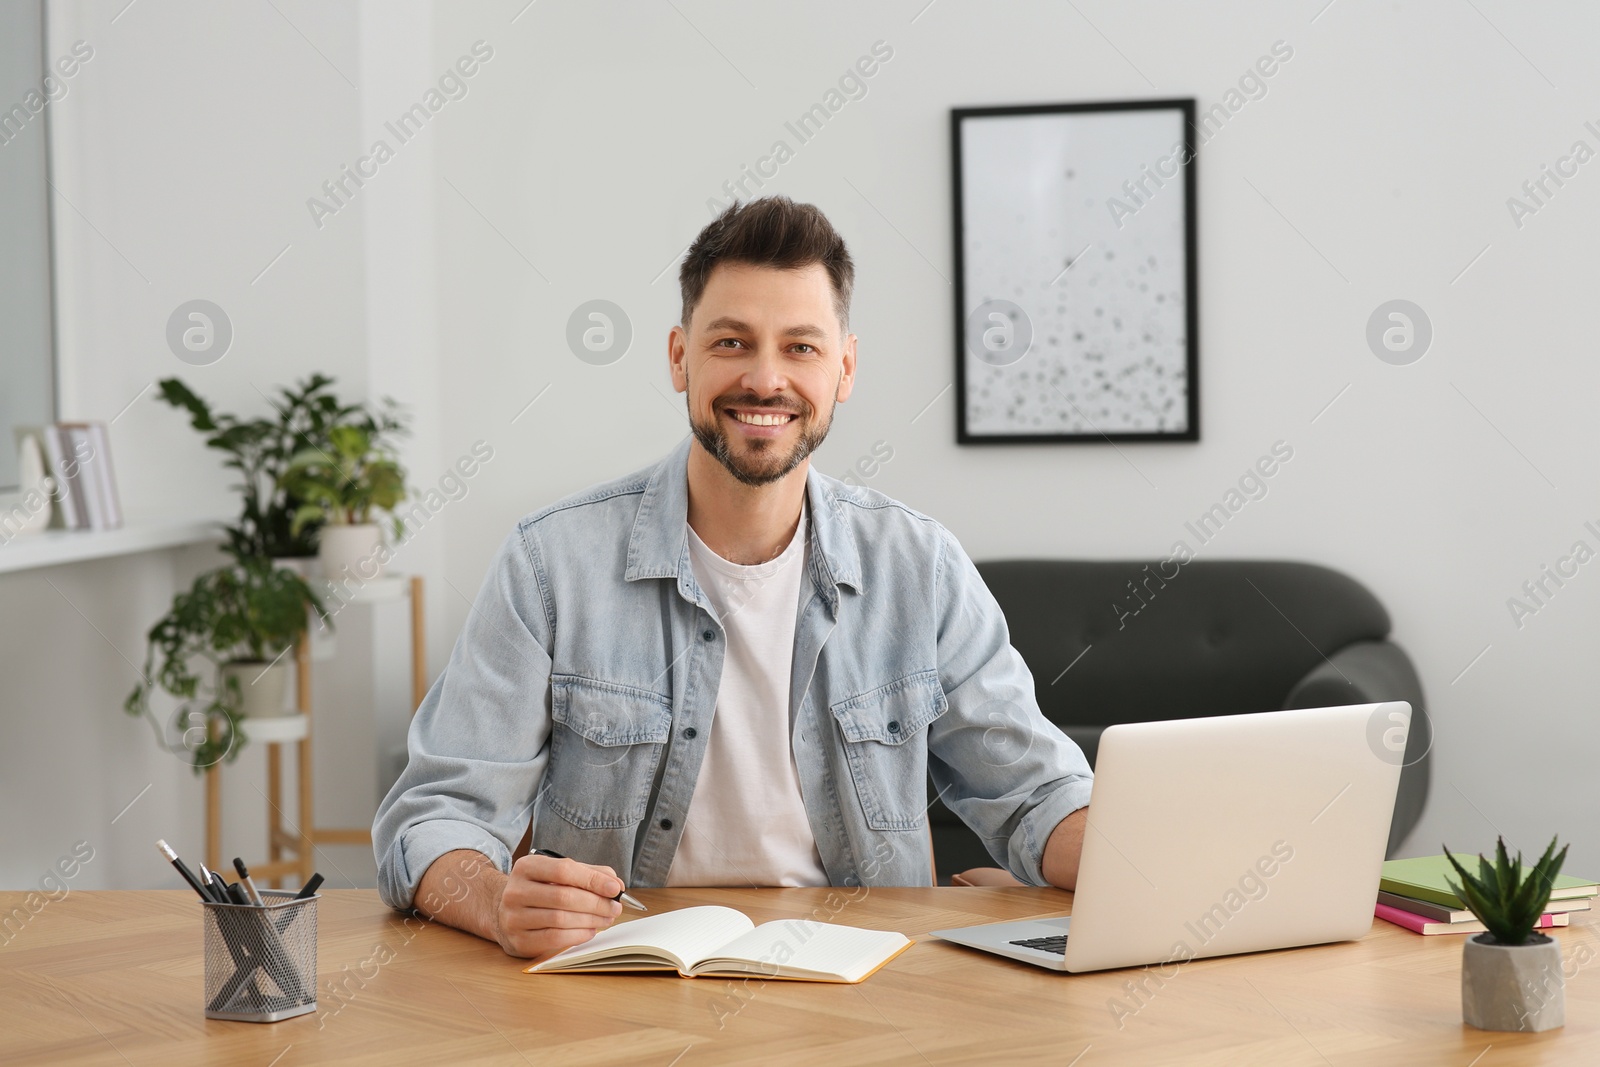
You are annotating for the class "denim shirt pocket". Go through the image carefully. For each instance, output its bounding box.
[829,670,949,831]
[544,675,673,830]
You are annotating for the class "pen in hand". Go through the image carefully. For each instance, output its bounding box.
[531,848,648,911]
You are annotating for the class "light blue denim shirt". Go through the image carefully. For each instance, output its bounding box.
[373,436,1093,909]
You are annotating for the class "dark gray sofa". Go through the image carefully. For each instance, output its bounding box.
[930,560,1430,882]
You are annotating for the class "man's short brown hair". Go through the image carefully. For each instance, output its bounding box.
[679,196,855,332]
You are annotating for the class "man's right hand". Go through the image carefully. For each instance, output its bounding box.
[494,852,625,961]
[413,848,626,963]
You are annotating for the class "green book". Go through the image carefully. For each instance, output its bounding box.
[1380,854,1599,909]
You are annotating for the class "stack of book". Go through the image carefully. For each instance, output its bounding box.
[1377,854,1598,935]
[14,421,122,530]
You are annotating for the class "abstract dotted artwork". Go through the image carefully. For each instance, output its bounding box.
[952,99,1199,443]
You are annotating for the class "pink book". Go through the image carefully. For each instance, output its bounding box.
[1375,901,1568,936]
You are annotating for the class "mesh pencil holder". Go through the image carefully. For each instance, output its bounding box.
[202,890,318,1022]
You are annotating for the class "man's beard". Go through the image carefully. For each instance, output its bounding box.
[689,388,834,487]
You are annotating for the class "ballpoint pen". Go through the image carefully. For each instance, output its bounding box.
[198,863,228,903]
[531,848,648,911]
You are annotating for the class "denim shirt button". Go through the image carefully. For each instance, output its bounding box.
[659,818,673,830]
[701,629,715,641]
[887,721,901,734]
[683,727,697,739]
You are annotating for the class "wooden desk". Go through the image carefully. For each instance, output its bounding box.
[2,888,1595,1065]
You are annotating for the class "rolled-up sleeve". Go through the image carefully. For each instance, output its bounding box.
[373,524,555,911]
[924,525,1093,886]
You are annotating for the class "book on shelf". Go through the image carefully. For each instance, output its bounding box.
[1375,901,1570,936]
[59,421,122,531]
[1376,889,1591,924]
[29,425,82,529]
[1380,854,1599,910]
[524,905,913,982]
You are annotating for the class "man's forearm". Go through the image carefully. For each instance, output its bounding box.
[1041,807,1088,890]
[414,849,507,945]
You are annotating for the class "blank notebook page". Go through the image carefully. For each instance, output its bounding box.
[543,906,754,970]
[702,920,910,981]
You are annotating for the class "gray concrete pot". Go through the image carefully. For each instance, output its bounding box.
[1462,932,1564,1032]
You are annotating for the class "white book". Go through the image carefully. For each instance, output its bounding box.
[87,422,122,528]
[64,426,106,529]
[42,426,85,529]
[525,905,913,983]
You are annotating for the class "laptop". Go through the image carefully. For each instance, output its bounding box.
[930,702,1408,972]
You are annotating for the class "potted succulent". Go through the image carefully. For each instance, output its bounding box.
[278,417,409,583]
[124,555,330,771]
[1445,836,1569,1032]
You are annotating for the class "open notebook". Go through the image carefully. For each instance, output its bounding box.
[524,905,913,983]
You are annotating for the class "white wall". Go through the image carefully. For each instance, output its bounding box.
[6,0,1598,889]
[426,0,1600,871]
[0,0,372,890]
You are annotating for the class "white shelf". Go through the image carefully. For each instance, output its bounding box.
[240,713,309,744]
[0,519,225,575]
[313,574,413,602]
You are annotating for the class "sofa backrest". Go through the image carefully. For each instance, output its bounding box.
[975,559,1392,732]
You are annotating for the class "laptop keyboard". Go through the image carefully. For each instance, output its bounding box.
[1009,934,1068,955]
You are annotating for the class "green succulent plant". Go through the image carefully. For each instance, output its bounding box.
[1444,836,1568,946]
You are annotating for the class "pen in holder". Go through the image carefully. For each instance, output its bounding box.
[202,890,318,1022]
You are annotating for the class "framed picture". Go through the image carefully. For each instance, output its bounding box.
[952,99,1198,443]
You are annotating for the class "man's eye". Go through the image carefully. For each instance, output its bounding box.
[792,344,816,354]
[714,338,743,349]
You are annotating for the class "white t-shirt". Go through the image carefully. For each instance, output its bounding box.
[666,502,829,887]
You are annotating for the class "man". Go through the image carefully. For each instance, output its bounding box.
[374,196,1093,962]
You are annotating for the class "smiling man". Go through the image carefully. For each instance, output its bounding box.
[373,196,1093,961]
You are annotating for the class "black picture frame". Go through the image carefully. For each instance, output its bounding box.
[952,98,1199,444]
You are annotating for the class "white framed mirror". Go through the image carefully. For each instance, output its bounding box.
[0,0,59,494]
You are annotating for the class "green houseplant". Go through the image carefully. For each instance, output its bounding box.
[124,554,330,772]
[278,412,409,582]
[156,374,391,561]
[1445,836,1569,1032]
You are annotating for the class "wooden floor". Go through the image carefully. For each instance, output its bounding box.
[2,886,1596,1065]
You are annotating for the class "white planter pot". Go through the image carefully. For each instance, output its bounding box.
[1462,932,1565,1032]
[319,523,385,583]
[220,660,291,718]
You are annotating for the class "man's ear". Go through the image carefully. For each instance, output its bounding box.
[836,332,858,403]
[668,324,689,394]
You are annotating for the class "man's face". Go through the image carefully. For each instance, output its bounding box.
[670,262,857,487]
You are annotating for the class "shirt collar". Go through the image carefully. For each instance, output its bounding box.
[624,436,864,605]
